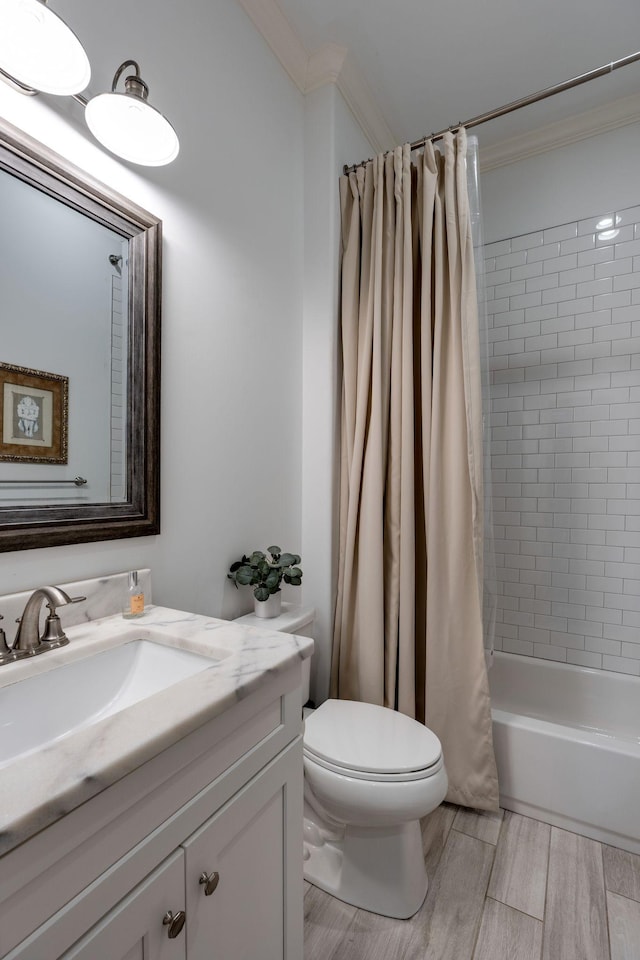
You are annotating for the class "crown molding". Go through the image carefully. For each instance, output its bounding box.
[235,0,393,151]
[335,53,397,152]
[480,92,640,171]
[234,0,309,91]
[305,42,347,93]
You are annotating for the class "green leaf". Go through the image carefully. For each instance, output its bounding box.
[254,585,270,602]
[267,545,281,556]
[265,569,281,590]
[277,552,297,567]
[288,567,302,579]
[284,573,302,586]
[235,565,256,586]
[249,551,266,565]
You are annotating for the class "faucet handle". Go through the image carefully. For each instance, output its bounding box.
[41,594,86,648]
[43,594,86,614]
[0,615,15,665]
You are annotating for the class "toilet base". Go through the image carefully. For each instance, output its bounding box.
[303,806,428,919]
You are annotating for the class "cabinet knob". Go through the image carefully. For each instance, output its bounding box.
[199,870,220,896]
[162,910,186,939]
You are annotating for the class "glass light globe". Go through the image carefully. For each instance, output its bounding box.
[85,93,180,166]
[0,0,90,95]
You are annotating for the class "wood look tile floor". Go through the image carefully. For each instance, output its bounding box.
[304,805,640,960]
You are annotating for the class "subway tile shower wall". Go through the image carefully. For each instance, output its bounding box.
[484,205,640,676]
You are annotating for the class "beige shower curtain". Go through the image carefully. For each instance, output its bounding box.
[332,130,498,811]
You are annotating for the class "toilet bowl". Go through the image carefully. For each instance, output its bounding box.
[234,603,448,919]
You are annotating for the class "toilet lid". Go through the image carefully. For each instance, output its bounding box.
[303,699,442,777]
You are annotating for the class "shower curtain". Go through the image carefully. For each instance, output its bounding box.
[332,130,499,810]
[467,136,498,671]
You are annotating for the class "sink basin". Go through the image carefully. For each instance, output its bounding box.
[0,640,220,768]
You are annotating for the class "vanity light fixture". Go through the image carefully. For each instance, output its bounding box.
[0,6,179,166]
[85,60,180,167]
[0,0,90,96]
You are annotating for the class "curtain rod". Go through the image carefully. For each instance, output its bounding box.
[343,50,640,175]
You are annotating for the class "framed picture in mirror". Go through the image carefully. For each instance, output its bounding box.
[0,361,68,463]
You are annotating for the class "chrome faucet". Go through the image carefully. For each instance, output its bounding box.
[11,586,86,660]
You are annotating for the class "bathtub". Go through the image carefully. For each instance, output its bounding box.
[489,652,640,855]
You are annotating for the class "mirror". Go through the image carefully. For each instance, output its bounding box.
[0,117,161,551]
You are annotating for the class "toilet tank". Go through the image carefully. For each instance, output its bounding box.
[233,603,315,703]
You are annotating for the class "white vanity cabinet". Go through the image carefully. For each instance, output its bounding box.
[0,665,304,960]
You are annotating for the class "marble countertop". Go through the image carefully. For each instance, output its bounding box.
[0,605,313,857]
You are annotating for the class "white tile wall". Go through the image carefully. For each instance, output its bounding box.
[485,205,640,676]
[110,271,126,503]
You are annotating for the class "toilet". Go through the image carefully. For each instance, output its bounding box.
[234,603,448,919]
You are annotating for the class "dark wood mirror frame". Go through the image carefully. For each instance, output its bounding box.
[0,117,161,552]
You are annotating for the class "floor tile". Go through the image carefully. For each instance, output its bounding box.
[488,811,550,920]
[404,828,495,960]
[421,801,457,880]
[608,892,640,960]
[453,805,504,845]
[604,846,640,903]
[328,906,415,960]
[473,897,543,960]
[542,827,610,960]
[304,884,357,960]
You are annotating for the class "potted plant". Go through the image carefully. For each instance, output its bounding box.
[227,545,303,618]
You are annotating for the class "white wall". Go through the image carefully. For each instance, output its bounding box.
[482,123,640,244]
[302,84,373,704]
[481,123,640,676]
[0,0,305,619]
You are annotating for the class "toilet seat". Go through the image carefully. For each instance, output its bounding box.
[304,749,444,782]
[303,699,442,782]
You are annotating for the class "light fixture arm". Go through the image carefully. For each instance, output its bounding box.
[112,60,149,101]
[0,66,38,96]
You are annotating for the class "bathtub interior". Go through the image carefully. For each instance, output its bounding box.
[489,651,640,743]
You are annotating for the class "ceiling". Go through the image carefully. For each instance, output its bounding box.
[276,0,640,151]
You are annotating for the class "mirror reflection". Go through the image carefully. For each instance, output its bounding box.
[0,168,129,505]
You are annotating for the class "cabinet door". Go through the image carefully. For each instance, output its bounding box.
[183,739,303,960]
[61,850,186,960]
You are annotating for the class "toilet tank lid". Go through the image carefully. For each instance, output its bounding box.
[233,603,315,634]
[304,699,442,775]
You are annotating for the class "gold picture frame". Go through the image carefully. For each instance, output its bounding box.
[0,362,68,464]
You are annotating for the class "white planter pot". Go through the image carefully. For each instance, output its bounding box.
[253,592,282,619]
